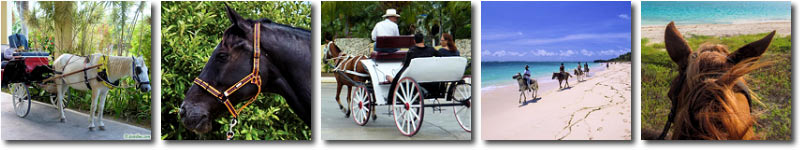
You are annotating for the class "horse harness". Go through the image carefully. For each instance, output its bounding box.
[657,67,756,140]
[323,42,369,77]
[192,23,263,140]
[55,55,145,89]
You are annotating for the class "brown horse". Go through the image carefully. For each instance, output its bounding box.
[551,72,572,89]
[657,21,774,140]
[323,41,368,118]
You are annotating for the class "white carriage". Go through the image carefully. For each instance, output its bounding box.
[341,36,472,136]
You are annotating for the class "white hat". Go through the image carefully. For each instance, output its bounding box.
[382,9,401,18]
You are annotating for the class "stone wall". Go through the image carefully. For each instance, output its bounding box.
[333,38,472,59]
[333,38,372,56]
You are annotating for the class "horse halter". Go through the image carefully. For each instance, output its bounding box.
[192,23,263,140]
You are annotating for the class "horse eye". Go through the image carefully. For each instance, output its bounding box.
[136,67,143,74]
[216,53,229,62]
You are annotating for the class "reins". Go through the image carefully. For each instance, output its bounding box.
[192,23,263,140]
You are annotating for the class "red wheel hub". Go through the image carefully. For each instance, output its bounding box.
[358,101,363,109]
[404,102,410,110]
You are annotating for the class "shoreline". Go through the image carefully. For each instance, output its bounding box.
[642,20,791,44]
[482,64,608,95]
[481,62,632,140]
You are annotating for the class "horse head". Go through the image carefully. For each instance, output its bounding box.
[664,21,774,140]
[132,56,151,92]
[180,4,312,134]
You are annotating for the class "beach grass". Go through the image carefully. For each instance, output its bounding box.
[641,32,792,140]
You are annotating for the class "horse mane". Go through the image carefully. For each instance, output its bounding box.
[105,55,135,81]
[671,43,770,140]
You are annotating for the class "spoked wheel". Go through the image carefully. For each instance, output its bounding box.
[11,83,31,118]
[350,85,373,126]
[392,77,424,136]
[449,78,472,132]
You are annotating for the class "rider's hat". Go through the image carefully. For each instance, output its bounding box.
[382,9,401,18]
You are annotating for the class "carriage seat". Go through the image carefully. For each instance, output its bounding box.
[398,57,468,83]
[371,51,407,61]
[13,52,50,57]
[372,35,415,61]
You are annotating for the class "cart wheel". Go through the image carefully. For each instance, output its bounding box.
[350,85,372,126]
[450,81,472,132]
[392,77,424,136]
[11,83,31,118]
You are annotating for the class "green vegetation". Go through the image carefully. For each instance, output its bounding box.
[13,1,152,127]
[593,52,631,62]
[641,33,792,140]
[160,1,311,140]
[321,1,471,42]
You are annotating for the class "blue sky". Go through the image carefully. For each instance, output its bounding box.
[481,1,631,62]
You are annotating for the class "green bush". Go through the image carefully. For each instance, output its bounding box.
[160,1,311,140]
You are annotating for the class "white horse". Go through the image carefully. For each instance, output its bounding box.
[52,53,151,131]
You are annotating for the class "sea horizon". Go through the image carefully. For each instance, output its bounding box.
[642,1,790,26]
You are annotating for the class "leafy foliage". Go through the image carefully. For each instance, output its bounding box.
[160,1,311,140]
[641,33,792,140]
[321,1,471,43]
[16,1,152,128]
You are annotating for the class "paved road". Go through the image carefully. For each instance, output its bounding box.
[320,83,471,140]
[1,92,151,140]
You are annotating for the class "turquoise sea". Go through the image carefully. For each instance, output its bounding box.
[481,62,602,89]
[642,1,790,26]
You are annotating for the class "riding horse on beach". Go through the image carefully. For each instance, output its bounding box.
[653,22,774,140]
[552,72,572,89]
[573,68,584,81]
[180,5,311,136]
[512,72,538,104]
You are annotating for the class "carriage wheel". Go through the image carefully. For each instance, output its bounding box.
[11,83,31,118]
[350,85,373,126]
[450,81,472,132]
[392,77,424,136]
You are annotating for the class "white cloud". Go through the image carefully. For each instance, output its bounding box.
[529,49,556,56]
[559,50,576,57]
[482,32,524,41]
[598,48,631,56]
[580,49,594,56]
[511,33,630,46]
[618,14,630,20]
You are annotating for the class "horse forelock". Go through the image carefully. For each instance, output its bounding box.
[669,44,768,140]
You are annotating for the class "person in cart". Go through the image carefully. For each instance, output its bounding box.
[371,9,401,53]
[386,33,442,94]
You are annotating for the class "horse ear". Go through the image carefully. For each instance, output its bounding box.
[728,31,776,64]
[664,21,692,69]
[224,3,253,33]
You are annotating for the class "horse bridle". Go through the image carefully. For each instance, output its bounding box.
[192,23,263,140]
[657,69,755,140]
[130,56,150,88]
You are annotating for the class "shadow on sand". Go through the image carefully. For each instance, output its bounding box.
[557,86,573,92]
[518,97,543,107]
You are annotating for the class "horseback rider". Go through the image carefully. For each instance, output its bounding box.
[584,62,589,72]
[523,65,531,85]
[577,61,582,72]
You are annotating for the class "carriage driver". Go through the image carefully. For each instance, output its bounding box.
[371,9,401,53]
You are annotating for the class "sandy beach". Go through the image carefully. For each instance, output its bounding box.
[642,21,791,44]
[482,62,632,140]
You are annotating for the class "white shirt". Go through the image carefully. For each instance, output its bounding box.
[371,19,400,41]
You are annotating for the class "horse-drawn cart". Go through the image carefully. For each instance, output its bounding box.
[336,36,472,136]
[2,52,104,118]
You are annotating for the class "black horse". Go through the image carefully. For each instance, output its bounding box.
[180,5,311,134]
